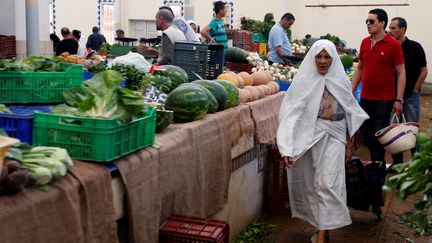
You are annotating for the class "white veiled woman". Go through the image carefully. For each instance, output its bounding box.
[277,40,369,242]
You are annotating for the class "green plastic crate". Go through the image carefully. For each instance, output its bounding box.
[252,33,267,43]
[32,107,156,162]
[111,45,157,58]
[111,45,137,56]
[0,63,83,104]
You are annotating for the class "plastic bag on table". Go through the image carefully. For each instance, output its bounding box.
[108,52,151,73]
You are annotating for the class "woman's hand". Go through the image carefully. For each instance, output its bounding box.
[283,156,294,169]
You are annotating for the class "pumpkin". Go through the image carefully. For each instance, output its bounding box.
[266,84,276,95]
[254,85,266,98]
[269,81,280,93]
[264,71,273,83]
[238,88,252,103]
[251,71,269,85]
[227,71,245,88]
[260,85,272,96]
[217,72,238,87]
[238,72,253,86]
[243,86,259,101]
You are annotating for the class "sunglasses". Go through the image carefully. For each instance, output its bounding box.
[365,19,377,25]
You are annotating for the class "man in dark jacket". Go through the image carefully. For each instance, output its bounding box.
[55,27,78,56]
[86,26,107,51]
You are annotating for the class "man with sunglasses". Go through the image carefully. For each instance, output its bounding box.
[352,9,406,165]
[388,17,428,166]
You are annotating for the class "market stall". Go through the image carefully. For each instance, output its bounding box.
[0,55,286,242]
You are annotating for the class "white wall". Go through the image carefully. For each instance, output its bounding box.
[193,0,289,30]
[289,0,431,82]
[0,0,17,36]
[54,0,99,43]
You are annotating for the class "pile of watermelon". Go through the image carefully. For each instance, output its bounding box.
[166,79,239,123]
[143,65,242,125]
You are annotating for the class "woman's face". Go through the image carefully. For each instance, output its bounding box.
[315,49,333,75]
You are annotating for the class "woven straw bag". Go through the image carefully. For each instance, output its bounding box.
[375,114,417,154]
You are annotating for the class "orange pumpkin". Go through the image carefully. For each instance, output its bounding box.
[260,85,272,96]
[238,88,252,103]
[238,72,253,86]
[244,86,259,101]
[269,81,280,93]
[254,85,266,98]
[217,72,239,87]
[264,71,273,83]
[251,71,269,85]
[266,84,275,95]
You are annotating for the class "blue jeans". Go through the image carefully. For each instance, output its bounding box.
[392,91,421,164]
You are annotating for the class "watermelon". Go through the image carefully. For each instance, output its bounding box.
[191,80,228,111]
[142,75,172,93]
[156,109,174,133]
[165,85,210,123]
[160,65,189,92]
[180,83,218,113]
[225,47,249,64]
[215,80,240,108]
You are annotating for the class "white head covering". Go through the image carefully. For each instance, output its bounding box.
[277,39,369,158]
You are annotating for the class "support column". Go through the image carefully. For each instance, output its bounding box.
[25,0,40,55]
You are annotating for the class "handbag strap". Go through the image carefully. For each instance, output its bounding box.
[390,113,407,124]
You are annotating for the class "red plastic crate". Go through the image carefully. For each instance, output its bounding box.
[267,146,292,215]
[233,31,252,51]
[159,215,230,243]
[0,35,16,59]
[226,62,253,74]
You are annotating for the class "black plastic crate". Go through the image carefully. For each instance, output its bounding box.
[173,41,224,80]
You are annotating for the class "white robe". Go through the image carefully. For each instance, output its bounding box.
[276,40,369,230]
[288,118,351,230]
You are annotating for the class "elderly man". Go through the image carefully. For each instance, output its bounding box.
[267,13,295,65]
[55,27,78,56]
[159,6,200,42]
[139,9,186,65]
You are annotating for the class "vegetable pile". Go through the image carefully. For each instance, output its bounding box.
[110,64,146,91]
[1,140,74,194]
[52,70,147,122]
[246,52,299,82]
[0,56,62,72]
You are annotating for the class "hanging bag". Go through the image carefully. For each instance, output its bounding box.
[375,114,417,154]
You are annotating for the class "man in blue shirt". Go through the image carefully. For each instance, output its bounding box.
[268,13,295,64]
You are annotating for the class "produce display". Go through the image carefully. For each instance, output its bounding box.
[156,109,174,133]
[165,84,210,123]
[58,52,104,65]
[0,105,11,114]
[158,65,189,92]
[1,137,74,194]
[110,64,146,91]
[191,80,228,111]
[52,70,147,122]
[214,80,240,108]
[0,56,62,72]
[225,47,250,64]
[181,83,219,113]
[247,52,299,82]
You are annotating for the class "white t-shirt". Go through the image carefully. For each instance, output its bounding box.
[77,40,88,56]
[172,17,200,42]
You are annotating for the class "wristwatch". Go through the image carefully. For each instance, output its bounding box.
[395,99,404,104]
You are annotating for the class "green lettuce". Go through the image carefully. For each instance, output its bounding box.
[52,70,146,122]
